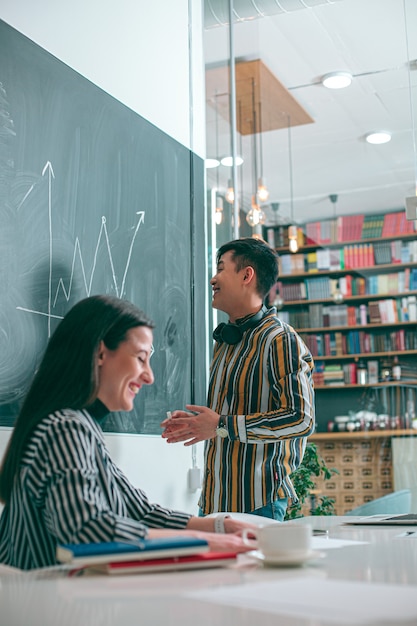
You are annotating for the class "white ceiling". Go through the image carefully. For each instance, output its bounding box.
[203,0,417,227]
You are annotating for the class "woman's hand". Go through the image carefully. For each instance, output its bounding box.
[147,516,258,554]
[193,531,254,554]
[185,515,258,552]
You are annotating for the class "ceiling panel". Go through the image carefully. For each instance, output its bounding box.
[204,0,417,225]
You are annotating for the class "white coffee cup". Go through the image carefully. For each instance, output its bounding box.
[242,522,312,560]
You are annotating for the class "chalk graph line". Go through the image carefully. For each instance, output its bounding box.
[16,161,146,335]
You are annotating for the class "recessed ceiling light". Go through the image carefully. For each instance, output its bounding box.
[365,131,392,145]
[205,158,220,169]
[220,155,244,167]
[321,72,352,89]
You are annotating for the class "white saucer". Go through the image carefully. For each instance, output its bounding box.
[249,550,325,567]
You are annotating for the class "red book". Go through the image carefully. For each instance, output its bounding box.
[357,244,364,268]
[382,212,394,237]
[366,243,375,267]
[88,552,237,575]
[355,214,364,240]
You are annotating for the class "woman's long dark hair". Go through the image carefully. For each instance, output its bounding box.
[0,295,154,504]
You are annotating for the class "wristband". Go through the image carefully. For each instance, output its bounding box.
[214,513,231,534]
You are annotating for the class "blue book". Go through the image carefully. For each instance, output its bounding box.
[56,536,209,566]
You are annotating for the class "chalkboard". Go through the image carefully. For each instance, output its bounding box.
[0,20,206,434]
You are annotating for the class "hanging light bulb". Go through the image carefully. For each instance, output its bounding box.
[214,195,223,225]
[246,195,266,227]
[225,179,234,203]
[288,225,299,253]
[332,280,344,304]
[257,176,269,202]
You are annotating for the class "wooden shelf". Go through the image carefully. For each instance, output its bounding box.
[274,231,417,254]
[279,261,417,281]
[311,349,417,361]
[280,289,417,307]
[311,429,417,440]
[315,380,417,389]
[298,320,417,333]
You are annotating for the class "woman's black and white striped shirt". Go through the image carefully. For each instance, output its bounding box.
[0,408,191,570]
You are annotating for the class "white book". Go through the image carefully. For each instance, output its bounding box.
[408,295,417,322]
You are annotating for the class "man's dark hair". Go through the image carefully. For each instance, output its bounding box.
[217,237,279,298]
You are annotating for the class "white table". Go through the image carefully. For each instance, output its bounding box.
[1,516,417,626]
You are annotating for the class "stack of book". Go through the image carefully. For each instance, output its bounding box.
[56,537,237,575]
[322,364,345,386]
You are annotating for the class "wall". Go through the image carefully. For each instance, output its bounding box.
[1,0,205,156]
[0,0,206,513]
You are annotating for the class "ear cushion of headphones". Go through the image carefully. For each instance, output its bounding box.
[213,305,268,345]
[212,322,243,345]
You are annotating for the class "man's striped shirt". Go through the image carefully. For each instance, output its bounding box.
[199,308,315,515]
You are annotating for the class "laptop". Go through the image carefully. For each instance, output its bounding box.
[344,513,417,526]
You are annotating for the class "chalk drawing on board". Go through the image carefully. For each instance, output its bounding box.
[16,159,146,337]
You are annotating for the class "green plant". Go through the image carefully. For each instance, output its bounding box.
[284,441,339,520]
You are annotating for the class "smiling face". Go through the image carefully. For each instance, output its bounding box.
[211,250,256,322]
[97,325,154,412]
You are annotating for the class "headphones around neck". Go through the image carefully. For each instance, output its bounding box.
[213,305,268,345]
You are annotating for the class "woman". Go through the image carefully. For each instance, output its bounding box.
[0,295,254,570]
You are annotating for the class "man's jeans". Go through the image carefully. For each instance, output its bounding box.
[199,498,288,522]
[250,498,288,522]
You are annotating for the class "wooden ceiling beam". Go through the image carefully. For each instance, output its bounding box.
[206,59,314,135]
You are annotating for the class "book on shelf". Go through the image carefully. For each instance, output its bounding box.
[286,211,415,251]
[339,274,352,297]
[277,281,307,301]
[381,210,417,237]
[368,301,382,324]
[265,225,288,248]
[306,251,318,272]
[278,253,292,275]
[407,295,417,321]
[318,219,331,245]
[279,252,305,275]
[378,299,398,323]
[411,268,417,290]
[367,360,379,384]
[381,212,397,237]
[87,551,237,576]
[56,536,209,567]
[266,227,276,249]
[391,240,403,263]
[373,242,392,265]
[316,248,331,271]
[361,214,385,239]
[322,364,344,385]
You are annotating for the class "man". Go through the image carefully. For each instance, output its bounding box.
[161,237,315,521]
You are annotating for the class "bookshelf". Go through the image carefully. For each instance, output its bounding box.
[264,210,417,434]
